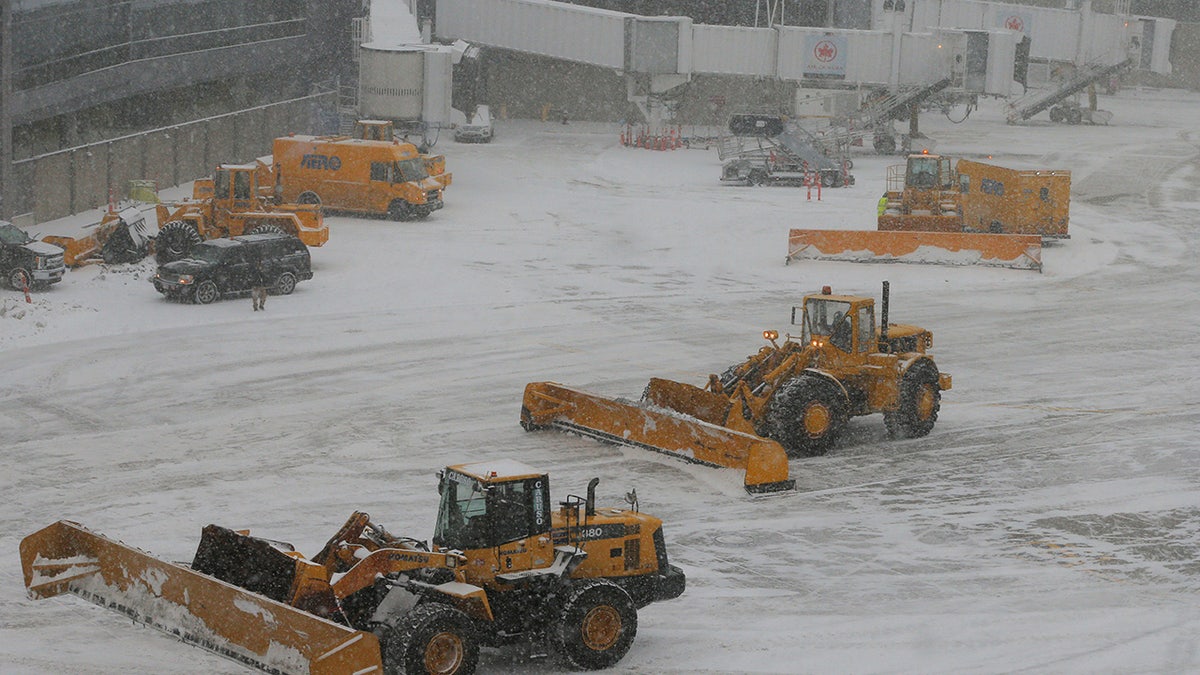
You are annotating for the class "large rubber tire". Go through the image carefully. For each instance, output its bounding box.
[766,375,850,457]
[1049,107,1064,123]
[1066,107,1083,125]
[248,223,287,237]
[748,170,767,186]
[297,191,321,206]
[156,221,203,264]
[821,171,836,188]
[274,272,297,296]
[551,580,638,671]
[388,200,412,221]
[376,603,478,675]
[8,267,31,290]
[884,360,941,439]
[193,280,220,305]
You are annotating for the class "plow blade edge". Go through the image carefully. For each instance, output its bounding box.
[522,381,794,493]
[19,520,382,675]
[786,229,1042,271]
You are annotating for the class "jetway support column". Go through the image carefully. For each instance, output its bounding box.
[626,73,690,138]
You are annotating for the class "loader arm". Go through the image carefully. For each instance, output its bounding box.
[20,521,383,675]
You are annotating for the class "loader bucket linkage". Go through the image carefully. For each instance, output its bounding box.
[19,520,383,675]
[521,381,795,493]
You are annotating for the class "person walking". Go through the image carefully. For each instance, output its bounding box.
[251,254,270,311]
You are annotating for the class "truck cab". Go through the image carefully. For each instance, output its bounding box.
[1,221,66,290]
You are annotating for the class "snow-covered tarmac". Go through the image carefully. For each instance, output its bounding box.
[2,87,1199,673]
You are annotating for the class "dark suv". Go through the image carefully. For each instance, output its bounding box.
[1,220,66,290]
[152,233,312,304]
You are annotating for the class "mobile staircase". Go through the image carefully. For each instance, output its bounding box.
[1005,59,1132,124]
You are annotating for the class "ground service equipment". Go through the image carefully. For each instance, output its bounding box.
[878,155,1070,238]
[154,164,327,264]
[20,460,685,675]
[269,125,448,221]
[354,119,453,190]
[787,153,1068,271]
[43,204,156,267]
[523,283,950,493]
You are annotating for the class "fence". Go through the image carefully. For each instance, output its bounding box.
[10,92,336,224]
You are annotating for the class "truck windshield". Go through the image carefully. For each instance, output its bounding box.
[433,470,490,551]
[0,223,33,245]
[395,158,429,183]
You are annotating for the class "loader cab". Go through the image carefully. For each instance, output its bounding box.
[433,461,552,552]
[213,165,258,212]
[795,289,876,355]
[904,153,954,191]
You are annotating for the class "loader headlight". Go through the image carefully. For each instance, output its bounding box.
[763,330,778,341]
[178,274,194,284]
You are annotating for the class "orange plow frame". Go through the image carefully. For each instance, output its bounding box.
[786,228,1043,271]
[20,521,383,675]
[522,382,794,493]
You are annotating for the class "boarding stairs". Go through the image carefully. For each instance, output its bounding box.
[1005,59,1132,124]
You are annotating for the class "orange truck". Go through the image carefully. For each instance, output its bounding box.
[268,132,448,221]
[955,159,1070,238]
[878,155,1070,238]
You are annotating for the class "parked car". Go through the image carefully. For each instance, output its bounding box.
[454,105,494,143]
[1,220,66,290]
[152,233,312,304]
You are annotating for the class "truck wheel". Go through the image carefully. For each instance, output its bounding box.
[552,580,637,671]
[748,170,767,186]
[884,360,941,439]
[8,267,31,290]
[156,221,203,264]
[1049,107,1064,123]
[274,272,297,295]
[1066,107,1083,125]
[767,375,849,457]
[377,603,478,675]
[388,200,412,221]
[297,191,321,206]
[193,280,219,305]
[821,171,836,188]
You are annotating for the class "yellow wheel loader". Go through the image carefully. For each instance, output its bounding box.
[153,163,328,265]
[20,460,684,675]
[522,282,951,493]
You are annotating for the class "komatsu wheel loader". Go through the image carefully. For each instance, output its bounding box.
[20,460,684,675]
[522,282,951,493]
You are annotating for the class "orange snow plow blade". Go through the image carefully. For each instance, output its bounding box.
[19,521,382,675]
[786,229,1042,271]
[521,381,794,493]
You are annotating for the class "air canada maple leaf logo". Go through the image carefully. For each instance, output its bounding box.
[1005,16,1025,31]
[814,41,837,62]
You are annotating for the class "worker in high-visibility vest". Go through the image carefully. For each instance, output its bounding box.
[877,192,889,216]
